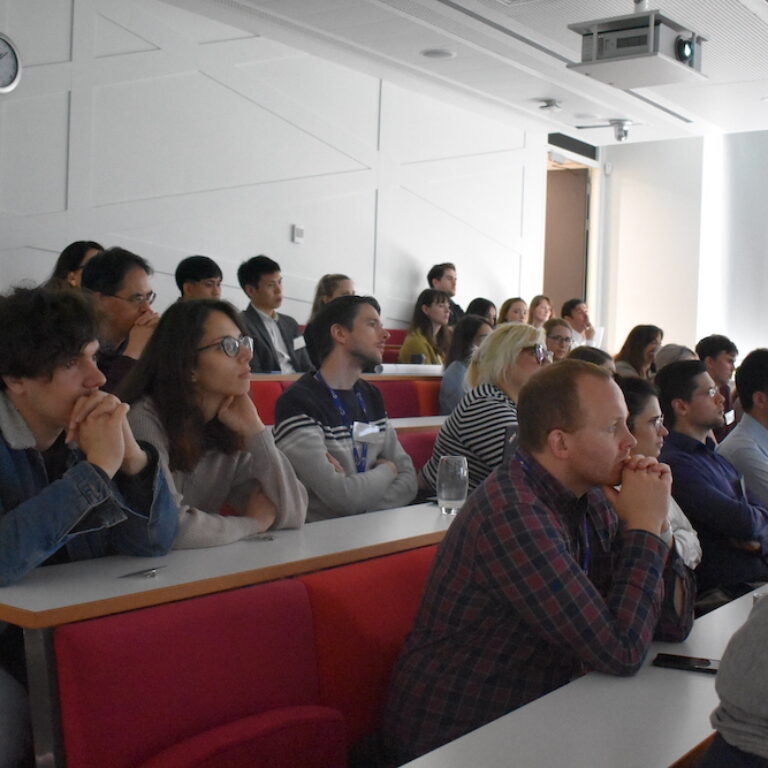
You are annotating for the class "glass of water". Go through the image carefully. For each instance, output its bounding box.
[436,456,468,516]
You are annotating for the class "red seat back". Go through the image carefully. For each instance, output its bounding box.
[375,380,418,418]
[298,546,438,747]
[55,580,326,768]
[249,381,284,425]
[413,380,441,416]
[385,329,407,345]
[397,429,439,472]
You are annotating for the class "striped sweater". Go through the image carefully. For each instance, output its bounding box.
[420,383,517,493]
[274,373,417,522]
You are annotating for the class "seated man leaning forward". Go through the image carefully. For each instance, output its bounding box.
[383,360,694,764]
[0,288,177,766]
[656,360,768,601]
[274,295,417,521]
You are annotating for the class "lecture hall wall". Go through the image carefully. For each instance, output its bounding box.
[0,0,548,328]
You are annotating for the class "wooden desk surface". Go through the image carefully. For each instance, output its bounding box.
[0,504,452,629]
[404,589,766,768]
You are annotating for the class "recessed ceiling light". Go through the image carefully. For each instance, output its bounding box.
[420,48,457,60]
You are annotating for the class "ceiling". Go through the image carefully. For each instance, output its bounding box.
[162,0,768,146]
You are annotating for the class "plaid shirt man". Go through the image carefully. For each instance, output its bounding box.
[383,452,695,763]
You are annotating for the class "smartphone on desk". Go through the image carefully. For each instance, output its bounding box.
[652,653,719,674]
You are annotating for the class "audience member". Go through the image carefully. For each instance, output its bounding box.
[465,297,496,327]
[499,296,527,323]
[718,349,768,507]
[398,288,451,365]
[0,287,177,767]
[654,343,697,373]
[81,247,160,391]
[421,323,546,493]
[696,334,739,442]
[439,314,492,415]
[384,360,694,764]
[175,255,223,300]
[309,273,354,322]
[562,298,595,347]
[121,300,307,548]
[568,345,615,370]
[656,360,768,602]
[527,294,552,328]
[47,240,103,289]
[427,263,463,325]
[237,255,311,373]
[544,317,573,361]
[699,595,768,768]
[614,324,663,379]
[616,375,701,570]
[274,296,417,521]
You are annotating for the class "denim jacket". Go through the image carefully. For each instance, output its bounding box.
[0,392,178,586]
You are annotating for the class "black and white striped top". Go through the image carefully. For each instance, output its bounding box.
[420,383,518,493]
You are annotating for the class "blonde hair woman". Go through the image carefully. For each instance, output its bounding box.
[420,323,548,493]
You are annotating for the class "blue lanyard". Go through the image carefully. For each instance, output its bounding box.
[315,372,369,473]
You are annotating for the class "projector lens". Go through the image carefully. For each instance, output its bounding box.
[675,36,694,63]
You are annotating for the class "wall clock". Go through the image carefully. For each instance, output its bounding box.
[0,33,21,94]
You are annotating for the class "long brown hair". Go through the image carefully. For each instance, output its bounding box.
[118,300,245,472]
[409,288,450,357]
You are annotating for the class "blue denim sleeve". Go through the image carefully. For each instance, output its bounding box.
[0,457,128,586]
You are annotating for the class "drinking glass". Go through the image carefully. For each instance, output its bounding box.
[436,456,468,516]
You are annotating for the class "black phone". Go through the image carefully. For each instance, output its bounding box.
[652,653,719,674]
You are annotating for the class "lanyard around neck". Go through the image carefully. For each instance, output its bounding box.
[315,372,369,473]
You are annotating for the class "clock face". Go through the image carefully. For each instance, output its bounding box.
[0,34,21,93]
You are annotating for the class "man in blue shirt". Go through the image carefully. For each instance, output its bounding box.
[656,360,768,599]
[718,349,768,507]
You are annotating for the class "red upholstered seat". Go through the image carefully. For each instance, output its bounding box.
[397,429,439,472]
[248,380,283,425]
[298,546,438,751]
[412,380,441,416]
[374,380,418,418]
[384,329,407,345]
[139,707,346,768]
[55,580,345,768]
[382,347,401,364]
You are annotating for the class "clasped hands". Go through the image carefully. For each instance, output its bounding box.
[66,391,147,478]
[603,455,672,537]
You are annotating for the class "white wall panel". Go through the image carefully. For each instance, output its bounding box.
[0,92,70,215]
[7,0,73,66]
[91,72,366,205]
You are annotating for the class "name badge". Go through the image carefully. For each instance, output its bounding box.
[353,421,384,444]
[293,336,306,351]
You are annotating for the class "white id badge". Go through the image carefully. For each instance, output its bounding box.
[724,409,735,426]
[293,336,306,351]
[353,421,384,445]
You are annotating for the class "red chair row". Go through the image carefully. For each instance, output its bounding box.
[250,378,441,424]
[54,545,438,767]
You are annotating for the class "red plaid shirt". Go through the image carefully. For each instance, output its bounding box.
[383,452,694,763]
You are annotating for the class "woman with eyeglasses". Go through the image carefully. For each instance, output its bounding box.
[616,375,701,572]
[543,317,573,361]
[420,323,548,494]
[119,300,307,548]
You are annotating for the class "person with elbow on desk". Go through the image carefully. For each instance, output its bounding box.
[120,299,307,549]
[0,287,178,768]
[383,360,694,764]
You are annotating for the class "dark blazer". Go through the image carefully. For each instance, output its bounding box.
[241,304,312,373]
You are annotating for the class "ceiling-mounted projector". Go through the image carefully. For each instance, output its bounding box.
[567,9,706,89]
